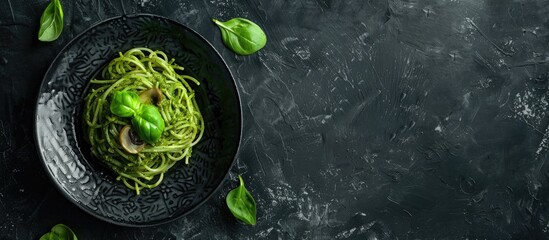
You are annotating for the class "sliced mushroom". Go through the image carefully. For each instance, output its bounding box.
[139,88,163,106]
[119,125,145,154]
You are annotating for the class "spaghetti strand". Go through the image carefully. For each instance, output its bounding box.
[84,48,204,194]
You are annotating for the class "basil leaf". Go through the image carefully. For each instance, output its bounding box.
[110,90,165,144]
[226,175,257,225]
[213,18,267,55]
[132,105,165,144]
[110,91,142,118]
[38,0,64,42]
[40,224,77,240]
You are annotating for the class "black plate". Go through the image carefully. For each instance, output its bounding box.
[34,14,241,226]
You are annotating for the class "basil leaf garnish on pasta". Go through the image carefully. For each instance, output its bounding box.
[84,48,205,194]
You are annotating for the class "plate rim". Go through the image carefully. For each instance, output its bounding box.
[33,13,242,227]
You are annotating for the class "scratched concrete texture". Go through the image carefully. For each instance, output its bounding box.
[2,0,549,239]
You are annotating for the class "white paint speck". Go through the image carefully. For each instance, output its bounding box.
[521,103,533,116]
[358,32,370,45]
[138,0,151,7]
[281,37,299,50]
[335,227,356,238]
[296,47,310,60]
[463,92,471,108]
[511,90,549,156]
[257,227,274,238]
[435,125,442,133]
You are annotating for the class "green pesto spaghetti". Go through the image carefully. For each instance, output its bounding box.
[83,47,204,195]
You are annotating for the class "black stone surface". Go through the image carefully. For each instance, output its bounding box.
[2,0,549,239]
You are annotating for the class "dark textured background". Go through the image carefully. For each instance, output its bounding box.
[2,0,549,239]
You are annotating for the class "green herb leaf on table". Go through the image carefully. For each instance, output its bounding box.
[132,104,165,144]
[226,175,257,225]
[38,0,64,42]
[40,224,77,240]
[213,18,267,55]
[110,91,142,118]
